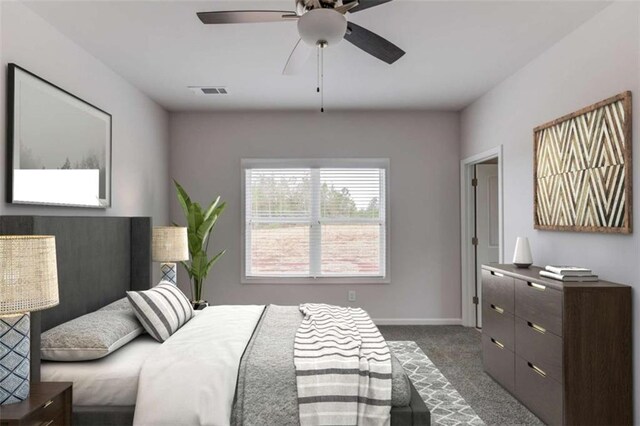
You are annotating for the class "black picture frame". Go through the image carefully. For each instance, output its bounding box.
[7,63,112,208]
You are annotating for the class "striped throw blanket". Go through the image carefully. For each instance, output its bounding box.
[294,303,392,426]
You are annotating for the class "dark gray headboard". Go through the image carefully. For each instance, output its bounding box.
[0,216,152,380]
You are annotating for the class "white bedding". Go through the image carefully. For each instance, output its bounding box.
[41,335,160,406]
[133,305,265,426]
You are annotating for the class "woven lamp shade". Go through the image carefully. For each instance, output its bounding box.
[152,227,189,262]
[0,236,59,316]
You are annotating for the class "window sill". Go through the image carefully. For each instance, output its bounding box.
[241,276,391,285]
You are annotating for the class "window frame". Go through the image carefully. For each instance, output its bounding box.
[241,158,390,284]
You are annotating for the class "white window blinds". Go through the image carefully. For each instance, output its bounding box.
[244,162,387,279]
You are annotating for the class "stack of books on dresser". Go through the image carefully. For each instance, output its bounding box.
[540,265,599,282]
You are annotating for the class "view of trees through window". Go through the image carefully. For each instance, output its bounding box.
[249,172,380,219]
[246,168,386,278]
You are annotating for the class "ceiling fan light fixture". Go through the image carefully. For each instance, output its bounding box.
[298,9,347,47]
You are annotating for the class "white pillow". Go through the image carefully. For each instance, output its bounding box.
[126,282,194,342]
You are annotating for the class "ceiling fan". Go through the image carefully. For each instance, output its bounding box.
[197,0,405,75]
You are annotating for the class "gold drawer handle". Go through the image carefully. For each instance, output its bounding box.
[491,271,505,278]
[490,338,504,349]
[42,399,54,409]
[528,321,546,334]
[490,304,504,314]
[40,421,54,426]
[528,282,546,291]
[528,362,547,378]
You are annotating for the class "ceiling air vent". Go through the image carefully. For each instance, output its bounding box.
[188,86,229,95]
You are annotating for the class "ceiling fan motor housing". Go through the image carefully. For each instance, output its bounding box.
[298,9,347,47]
[296,0,343,15]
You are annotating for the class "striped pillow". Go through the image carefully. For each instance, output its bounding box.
[126,282,194,342]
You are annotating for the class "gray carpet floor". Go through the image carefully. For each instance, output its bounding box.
[379,325,544,426]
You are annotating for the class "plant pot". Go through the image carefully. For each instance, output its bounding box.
[192,300,209,311]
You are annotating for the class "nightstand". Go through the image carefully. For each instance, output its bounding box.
[0,382,72,426]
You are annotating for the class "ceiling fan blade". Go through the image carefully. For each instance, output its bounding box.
[283,39,313,75]
[344,22,405,64]
[197,10,297,24]
[348,0,392,13]
[335,1,359,14]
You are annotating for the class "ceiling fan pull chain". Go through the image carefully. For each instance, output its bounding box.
[317,45,321,94]
[320,44,324,113]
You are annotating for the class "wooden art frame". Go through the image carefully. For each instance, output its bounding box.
[534,91,632,234]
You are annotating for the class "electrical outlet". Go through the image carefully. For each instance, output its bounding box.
[348,290,356,302]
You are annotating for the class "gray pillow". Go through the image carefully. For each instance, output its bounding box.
[41,303,144,361]
[99,297,133,311]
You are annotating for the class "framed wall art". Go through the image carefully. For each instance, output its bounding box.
[534,91,632,234]
[7,63,112,208]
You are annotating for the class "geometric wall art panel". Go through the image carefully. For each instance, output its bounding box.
[534,91,632,233]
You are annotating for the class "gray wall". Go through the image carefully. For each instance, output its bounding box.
[170,111,461,323]
[0,2,170,225]
[461,2,640,413]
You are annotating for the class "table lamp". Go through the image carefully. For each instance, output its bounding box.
[152,226,189,285]
[0,236,59,405]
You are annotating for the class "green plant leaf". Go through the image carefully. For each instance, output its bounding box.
[180,260,194,279]
[174,180,192,220]
[193,202,204,229]
[187,205,205,254]
[202,250,226,279]
[192,203,206,240]
[191,251,210,280]
[197,203,226,249]
[203,196,221,222]
[186,229,199,255]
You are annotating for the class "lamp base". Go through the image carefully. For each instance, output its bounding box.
[0,314,30,405]
[160,262,178,285]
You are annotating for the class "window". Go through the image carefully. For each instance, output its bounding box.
[243,159,388,283]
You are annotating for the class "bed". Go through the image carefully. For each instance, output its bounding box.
[0,215,429,426]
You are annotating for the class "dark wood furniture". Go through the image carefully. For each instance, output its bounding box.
[0,382,72,426]
[481,264,632,425]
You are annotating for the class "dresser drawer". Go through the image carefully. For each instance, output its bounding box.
[482,302,514,351]
[482,269,515,314]
[515,317,563,383]
[482,334,515,393]
[515,279,562,336]
[515,355,563,425]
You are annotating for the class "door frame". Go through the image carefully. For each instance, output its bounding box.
[460,146,504,328]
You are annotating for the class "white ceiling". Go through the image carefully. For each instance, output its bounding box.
[24,0,610,111]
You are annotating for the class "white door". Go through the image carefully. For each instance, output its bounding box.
[475,163,499,327]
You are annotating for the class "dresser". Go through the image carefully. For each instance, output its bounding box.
[481,264,632,425]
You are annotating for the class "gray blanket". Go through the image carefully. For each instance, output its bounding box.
[232,305,411,426]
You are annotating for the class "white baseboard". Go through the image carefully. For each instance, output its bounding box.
[373,318,463,326]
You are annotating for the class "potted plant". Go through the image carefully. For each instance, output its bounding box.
[174,180,226,309]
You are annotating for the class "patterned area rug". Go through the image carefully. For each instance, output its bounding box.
[388,341,484,426]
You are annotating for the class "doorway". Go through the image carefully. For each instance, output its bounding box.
[460,147,504,328]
